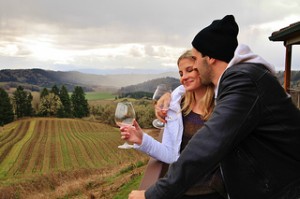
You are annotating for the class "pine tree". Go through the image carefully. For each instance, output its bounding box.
[58,85,72,117]
[13,86,27,118]
[40,88,49,99]
[0,88,14,125]
[25,92,34,116]
[12,86,33,118]
[51,85,60,96]
[71,86,89,118]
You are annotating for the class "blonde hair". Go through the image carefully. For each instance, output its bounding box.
[178,50,215,121]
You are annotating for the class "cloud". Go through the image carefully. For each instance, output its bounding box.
[0,0,299,72]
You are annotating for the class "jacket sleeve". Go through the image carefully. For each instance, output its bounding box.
[145,68,262,198]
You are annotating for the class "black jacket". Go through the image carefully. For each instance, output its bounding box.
[146,63,300,199]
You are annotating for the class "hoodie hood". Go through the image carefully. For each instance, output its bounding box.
[227,44,276,74]
[215,44,276,97]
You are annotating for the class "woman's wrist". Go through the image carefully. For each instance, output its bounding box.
[136,131,144,145]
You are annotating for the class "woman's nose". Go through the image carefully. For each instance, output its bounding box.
[181,72,189,79]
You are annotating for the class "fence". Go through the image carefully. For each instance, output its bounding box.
[290,89,300,109]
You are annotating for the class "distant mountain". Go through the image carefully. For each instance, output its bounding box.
[118,77,181,95]
[276,71,300,86]
[76,68,177,75]
[2,68,299,93]
[0,68,179,92]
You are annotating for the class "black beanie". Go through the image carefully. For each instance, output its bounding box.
[192,15,239,63]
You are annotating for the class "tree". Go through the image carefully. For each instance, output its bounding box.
[12,86,33,118]
[39,93,62,116]
[58,85,72,117]
[24,92,34,116]
[97,104,115,125]
[0,88,14,125]
[51,85,59,96]
[71,86,89,118]
[40,88,49,99]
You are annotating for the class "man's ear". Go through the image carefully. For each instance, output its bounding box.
[207,57,216,65]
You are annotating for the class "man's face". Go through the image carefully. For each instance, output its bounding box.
[191,48,212,86]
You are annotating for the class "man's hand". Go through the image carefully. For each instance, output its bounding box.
[128,190,145,199]
[155,92,171,123]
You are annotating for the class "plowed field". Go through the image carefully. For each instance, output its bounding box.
[0,118,155,198]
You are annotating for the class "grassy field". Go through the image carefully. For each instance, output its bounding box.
[0,118,159,198]
[85,92,117,101]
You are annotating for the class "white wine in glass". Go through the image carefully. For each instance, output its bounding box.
[114,102,136,149]
[152,84,171,129]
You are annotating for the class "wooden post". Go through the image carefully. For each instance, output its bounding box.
[297,91,300,109]
[284,45,292,93]
[138,130,169,190]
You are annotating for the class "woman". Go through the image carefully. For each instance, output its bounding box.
[120,50,226,198]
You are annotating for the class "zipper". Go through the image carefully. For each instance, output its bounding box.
[220,164,231,199]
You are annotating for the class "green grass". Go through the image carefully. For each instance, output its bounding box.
[113,174,143,199]
[85,92,117,100]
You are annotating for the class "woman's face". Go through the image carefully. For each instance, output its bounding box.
[178,58,202,91]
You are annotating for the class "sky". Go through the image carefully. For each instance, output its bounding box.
[0,0,299,75]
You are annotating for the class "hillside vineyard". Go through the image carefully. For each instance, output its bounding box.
[0,118,144,178]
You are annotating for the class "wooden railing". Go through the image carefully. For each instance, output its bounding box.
[139,130,169,190]
[290,88,300,109]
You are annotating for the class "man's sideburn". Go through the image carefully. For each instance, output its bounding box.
[197,58,212,86]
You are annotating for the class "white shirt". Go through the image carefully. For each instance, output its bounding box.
[134,86,185,164]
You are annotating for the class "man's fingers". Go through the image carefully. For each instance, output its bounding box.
[162,101,170,111]
[128,190,145,199]
[155,107,166,123]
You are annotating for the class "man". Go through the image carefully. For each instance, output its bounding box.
[130,15,300,199]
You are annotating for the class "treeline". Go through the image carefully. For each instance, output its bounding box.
[117,77,181,98]
[0,85,155,128]
[118,91,153,99]
[108,77,181,128]
[89,99,155,128]
[276,70,300,88]
[0,85,89,126]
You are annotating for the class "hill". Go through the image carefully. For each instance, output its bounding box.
[0,118,159,198]
[118,76,181,98]
[276,70,300,88]
[2,68,300,94]
[0,68,179,92]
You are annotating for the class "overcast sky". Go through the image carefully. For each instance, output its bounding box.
[0,0,299,74]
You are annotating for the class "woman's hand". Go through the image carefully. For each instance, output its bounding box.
[120,120,143,145]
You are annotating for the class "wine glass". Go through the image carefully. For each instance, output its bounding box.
[115,101,136,149]
[152,84,171,129]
